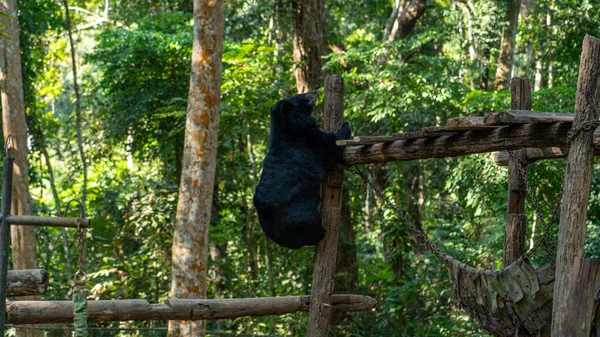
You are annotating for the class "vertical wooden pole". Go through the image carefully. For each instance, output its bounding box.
[562,258,600,336]
[503,78,532,266]
[0,156,14,333]
[551,34,600,337]
[307,75,345,337]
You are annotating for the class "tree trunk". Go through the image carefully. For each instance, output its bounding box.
[292,0,326,93]
[168,1,224,336]
[551,35,600,337]
[495,0,522,90]
[0,0,42,336]
[62,0,88,217]
[403,162,425,254]
[386,0,427,42]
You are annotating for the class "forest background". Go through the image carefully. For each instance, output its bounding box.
[3,0,600,336]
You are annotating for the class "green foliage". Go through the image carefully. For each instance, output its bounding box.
[87,12,193,181]
[16,0,600,336]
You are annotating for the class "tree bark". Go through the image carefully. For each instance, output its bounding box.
[292,0,326,93]
[168,1,224,336]
[495,0,522,90]
[551,35,600,337]
[0,0,42,336]
[386,0,427,41]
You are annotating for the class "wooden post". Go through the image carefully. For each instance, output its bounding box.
[551,35,600,337]
[307,75,345,337]
[562,258,600,336]
[503,78,532,266]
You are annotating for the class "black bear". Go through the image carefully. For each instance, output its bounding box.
[253,91,351,249]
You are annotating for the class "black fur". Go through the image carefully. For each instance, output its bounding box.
[253,91,351,249]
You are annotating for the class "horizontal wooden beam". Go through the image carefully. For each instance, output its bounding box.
[341,123,572,166]
[7,269,48,296]
[493,147,568,166]
[492,128,600,165]
[447,116,485,128]
[5,215,90,229]
[6,294,376,324]
[484,110,574,125]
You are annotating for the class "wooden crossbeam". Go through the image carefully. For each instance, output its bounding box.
[341,123,571,166]
[447,116,485,128]
[6,269,48,296]
[492,148,568,166]
[5,295,377,324]
[484,110,574,125]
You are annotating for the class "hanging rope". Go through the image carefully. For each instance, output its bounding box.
[342,165,447,262]
[64,200,88,337]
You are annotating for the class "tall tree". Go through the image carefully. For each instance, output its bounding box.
[292,0,326,93]
[494,0,522,90]
[168,0,224,336]
[384,0,427,42]
[0,0,42,336]
[61,0,88,215]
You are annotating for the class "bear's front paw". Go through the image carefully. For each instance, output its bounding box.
[337,121,351,139]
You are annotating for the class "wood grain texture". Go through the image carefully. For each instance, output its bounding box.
[342,123,571,165]
[5,295,377,324]
[552,34,600,337]
[484,110,574,125]
[492,147,569,166]
[447,116,485,128]
[562,258,600,336]
[6,269,48,296]
[503,78,531,267]
[307,75,345,337]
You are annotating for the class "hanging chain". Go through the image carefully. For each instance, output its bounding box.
[567,120,600,144]
[64,199,87,285]
[507,151,561,262]
[343,165,447,263]
[508,118,600,262]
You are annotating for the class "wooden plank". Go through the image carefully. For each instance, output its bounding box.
[336,131,457,146]
[307,75,345,337]
[447,116,485,128]
[422,125,499,132]
[504,78,531,268]
[492,128,600,165]
[562,258,600,336]
[493,147,568,166]
[484,110,574,125]
[393,131,457,139]
[6,269,48,296]
[353,135,399,143]
[341,123,571,166]
[552,34,600,337]
[5,295,377,324]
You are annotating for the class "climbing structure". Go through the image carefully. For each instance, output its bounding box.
[2,35,600,337]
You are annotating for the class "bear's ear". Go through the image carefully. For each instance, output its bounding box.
[279,100,293,115]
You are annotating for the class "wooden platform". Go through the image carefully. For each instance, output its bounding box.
[339,110,599,165]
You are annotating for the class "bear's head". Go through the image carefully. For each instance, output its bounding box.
[269,91,319,134]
